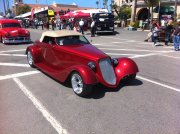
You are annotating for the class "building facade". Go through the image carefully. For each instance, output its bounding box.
[114,0,180,21]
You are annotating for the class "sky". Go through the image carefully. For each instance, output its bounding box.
[0,0,111,15]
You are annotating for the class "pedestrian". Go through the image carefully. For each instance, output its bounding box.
[164,20,174,45]
[34,19,38,29]
[79,18,84,34]
[51,18,55,30]
[46,20,49,30]
[172,21,180,51]
[151,23,159,46]
[40,19,44,30]
[90,19,95,37]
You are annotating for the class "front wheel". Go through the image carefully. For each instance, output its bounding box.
[71,72,92,97]
[27,50,35,68]
[121,74,136,84]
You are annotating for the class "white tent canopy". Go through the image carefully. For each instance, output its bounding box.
[15,6,48,19]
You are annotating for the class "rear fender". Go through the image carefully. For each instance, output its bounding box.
[115,58,139,81]
[70,65,98,85]
[26,45,42,64]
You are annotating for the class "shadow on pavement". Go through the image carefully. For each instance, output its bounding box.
[86,79,143,99]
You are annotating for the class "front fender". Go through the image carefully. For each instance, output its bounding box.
[26,45,43,64]
[71,65,98,85]
[115,58,139,82]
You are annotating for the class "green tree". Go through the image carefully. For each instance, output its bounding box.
[144,0,160,23]
[16,4,31,16]
[111,4,131,22]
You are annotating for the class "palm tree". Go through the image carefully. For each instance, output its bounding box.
[3,0,7,15]
[144,0,160,23]
[96,1,99,9]
[174,0,178,20]
[132,0,137,22]
[103,0,108,9]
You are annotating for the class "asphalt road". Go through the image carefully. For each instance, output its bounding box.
[0,28,180,134]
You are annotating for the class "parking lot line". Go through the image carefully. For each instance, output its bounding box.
[160,54,180,60]
[0,53,26,57]
[13,78,68,134]
[137,75,180,93]
[0,71,40,80]
[0,62,30,67]
[106,53,138,56]
[0,49,26,53]
[98,47,173,53]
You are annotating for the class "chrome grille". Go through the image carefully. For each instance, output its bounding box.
[99,58,116,85]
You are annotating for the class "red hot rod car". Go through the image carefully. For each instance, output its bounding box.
[26,30,139,97]
[0,19,31,44]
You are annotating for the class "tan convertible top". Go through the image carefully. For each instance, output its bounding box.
[39,30,82,42]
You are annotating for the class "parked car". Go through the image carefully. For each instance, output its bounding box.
[0,19,31,44]
[26,30,139,97]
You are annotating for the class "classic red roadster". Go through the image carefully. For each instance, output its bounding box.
[0,19,31,44]
[26,30,139,97]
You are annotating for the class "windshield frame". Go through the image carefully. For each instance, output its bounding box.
[56,35,90,46]
[2,23,21,28]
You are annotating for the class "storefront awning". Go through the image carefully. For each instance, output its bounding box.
[154,6,174,13]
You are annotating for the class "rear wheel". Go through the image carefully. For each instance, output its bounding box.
[27,50,35,68]
[71,72,92,97]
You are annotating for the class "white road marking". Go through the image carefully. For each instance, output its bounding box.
[99,36,127,40]
[99,47,173,53]
[93,43,118,46]
[13,78,68,134]
[160,54,180,60]
[137,75,180,93]
[129,53,158,59]
[0,53,26,57]
[0,71,40,80]
[0,62,30,67]
[106,53,138,56]
[0,49,26,53]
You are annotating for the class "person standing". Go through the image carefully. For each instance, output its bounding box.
[173,21,180,51]
[164,20,174,45]
[40,19,44,30]
[90,19,95,37]
[51,18,55,30]
[152,23,159,46]
[79,18,84,34]
[46,20,49,30]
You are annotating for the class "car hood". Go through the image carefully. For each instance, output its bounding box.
[62,44,108,60]
[1,28,29,36]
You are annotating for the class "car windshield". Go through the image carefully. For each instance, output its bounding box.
[56,35,90,45]
[2,23,21,28]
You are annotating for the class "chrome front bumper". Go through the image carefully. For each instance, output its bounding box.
[3,37,31,43]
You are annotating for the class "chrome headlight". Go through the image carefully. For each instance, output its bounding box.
[111,58,119,66]
[88,62,96,71]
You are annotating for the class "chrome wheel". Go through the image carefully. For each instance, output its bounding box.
[27,51,34,67]
[71,73,83,94]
